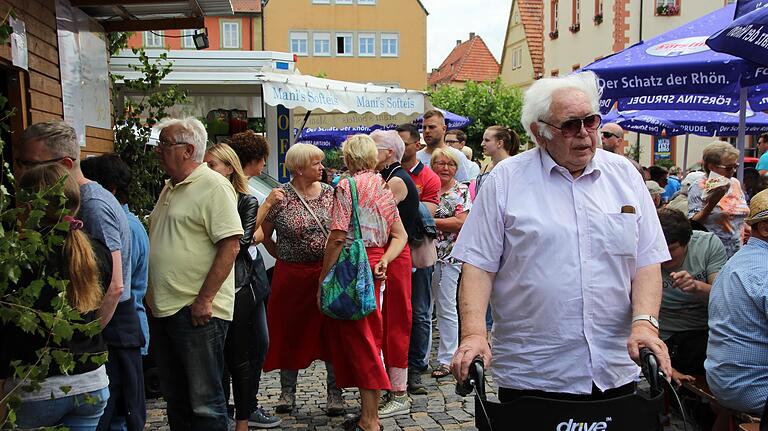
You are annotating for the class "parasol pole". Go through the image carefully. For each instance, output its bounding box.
[737,87,747,183]
[683,133,690,172]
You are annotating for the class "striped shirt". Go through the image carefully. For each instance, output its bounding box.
[705,237,768,414]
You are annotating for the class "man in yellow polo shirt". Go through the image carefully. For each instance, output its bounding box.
[147,117,243,431]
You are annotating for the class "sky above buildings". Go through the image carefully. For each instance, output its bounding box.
[422,0,513,70]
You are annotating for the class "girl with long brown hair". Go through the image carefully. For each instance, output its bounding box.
[1,164,111,430]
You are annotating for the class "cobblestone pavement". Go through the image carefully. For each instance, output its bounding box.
[144,336,692,430]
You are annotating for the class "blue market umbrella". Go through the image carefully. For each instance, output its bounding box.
[603,111,684,137]
[583,4,768,114]
[414,108,472,129]
[295,124,397,148]
[604,108,768,137]
[582,3,768,180]
[604,107,768,171]
[707,5,768,67]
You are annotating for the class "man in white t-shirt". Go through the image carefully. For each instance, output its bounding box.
[417,110,471,182]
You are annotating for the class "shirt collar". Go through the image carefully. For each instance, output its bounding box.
[166,163,206,190]
[538,146,601,181]
[410,161,424,174]
[747,236,768,250]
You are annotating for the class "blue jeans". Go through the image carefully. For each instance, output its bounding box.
[14,386,110,431]
[408,266,433,372]
[150,306,230,431]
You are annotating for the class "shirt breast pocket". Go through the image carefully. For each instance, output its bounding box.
[604,213,638,257]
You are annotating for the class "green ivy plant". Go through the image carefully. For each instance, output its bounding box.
[111,48,188,218]
[428,78,528,158]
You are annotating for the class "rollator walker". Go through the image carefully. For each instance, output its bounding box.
[457,348,667,431]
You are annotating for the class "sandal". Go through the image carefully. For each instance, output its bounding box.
[431,364,451,378]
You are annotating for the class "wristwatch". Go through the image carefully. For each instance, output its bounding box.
[632,314,660,330]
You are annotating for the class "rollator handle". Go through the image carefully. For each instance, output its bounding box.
[639,347,663,396]
[456,356,486,400]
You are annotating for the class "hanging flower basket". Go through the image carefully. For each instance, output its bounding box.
[549,30,559,39]
[656,4,680,16]
[569,23,581,33]
[593,13,603,24]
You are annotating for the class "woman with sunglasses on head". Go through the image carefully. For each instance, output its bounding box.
[688,141,750,258]
[428,148,472,379]
[203,144,272,431]
[474,126,521,198]
[2,164,111,430]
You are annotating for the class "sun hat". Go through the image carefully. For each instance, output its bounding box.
[746,189,768,225]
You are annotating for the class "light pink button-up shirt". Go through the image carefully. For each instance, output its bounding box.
[451,147,669,394]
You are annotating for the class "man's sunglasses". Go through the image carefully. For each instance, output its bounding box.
[601,131,621,139]
[540,114,602,137]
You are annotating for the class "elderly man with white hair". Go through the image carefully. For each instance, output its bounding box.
[147,117,243,430]
[450,72,673,401]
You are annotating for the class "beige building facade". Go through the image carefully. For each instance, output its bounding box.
[263,0,428,90]
[501,0,741,168]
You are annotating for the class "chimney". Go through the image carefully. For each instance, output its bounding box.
[456,40,462,46]
[469,32,476,39]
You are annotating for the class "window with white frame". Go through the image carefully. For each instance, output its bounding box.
[335,0,353,4]
[221,21,241,49]
[358,0,376,4]
[335,33,353,56]
[512,46,523,69]
[359,33,376,56]
[381,33,399,57]
[144,31,164,48]
[290,32,309,55]
[313,32,331,56]
[655,0,675,6]
[312,0,330,3]
[180,29,197,49]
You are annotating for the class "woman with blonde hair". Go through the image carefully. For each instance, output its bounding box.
[1,164,110,430]
[204,143,267,431]
[321,134,408,431]
[429,147,472,379]
[688,141,750,258]
[260,143,344,416]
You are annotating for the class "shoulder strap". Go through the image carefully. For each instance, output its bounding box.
[288,182,329,238]
[348,177,362,240]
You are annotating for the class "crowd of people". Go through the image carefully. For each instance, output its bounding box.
[1,70,767,431]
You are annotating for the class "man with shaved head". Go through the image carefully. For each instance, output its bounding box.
[601,123,624,154]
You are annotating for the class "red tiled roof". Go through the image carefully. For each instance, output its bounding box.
[428,35,500,86]
[518,0,544,79]
[232,0,261,13]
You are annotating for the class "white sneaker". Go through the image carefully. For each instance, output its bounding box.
[378,394,411,418]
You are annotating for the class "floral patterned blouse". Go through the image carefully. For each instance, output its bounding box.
[435,181,472,263]
[688,177,749,258]
[266,182,334,263]
[330,171,400,248]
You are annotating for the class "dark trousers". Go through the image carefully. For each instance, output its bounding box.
[499,382,637,403]
[224,287,257,420]
[249,296,269,412]
[408,266,433,372]
[151,307,229,431]
[96,346,146,431]
[663,330,708,375]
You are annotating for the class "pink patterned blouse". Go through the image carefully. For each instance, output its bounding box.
[330,171,400,248]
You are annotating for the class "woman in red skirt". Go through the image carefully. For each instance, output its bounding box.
[260,143,344,416]
[371,130,418,418]
[320,134,408,431]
